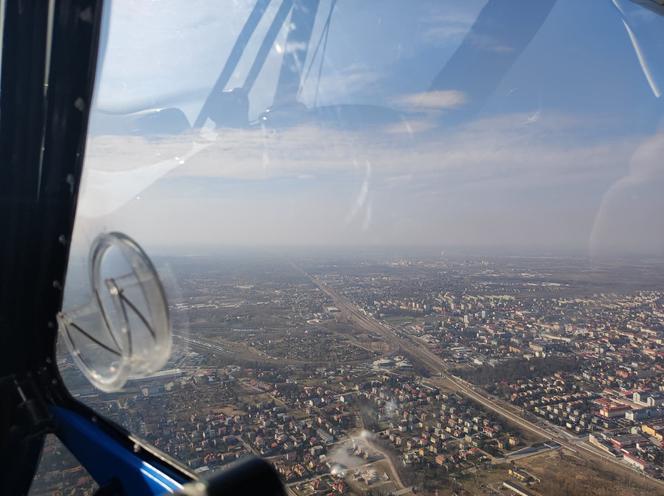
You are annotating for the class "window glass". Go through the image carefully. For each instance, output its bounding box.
[29,435,97,496]
[60,1,664,494]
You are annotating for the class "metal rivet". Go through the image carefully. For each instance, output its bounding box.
[79,6,93,23]
[65,174,75,195]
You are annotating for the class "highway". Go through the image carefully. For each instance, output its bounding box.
[305,272,664,490]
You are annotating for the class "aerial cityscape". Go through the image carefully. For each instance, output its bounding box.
[31,251,664,495]
[8,0,664,493]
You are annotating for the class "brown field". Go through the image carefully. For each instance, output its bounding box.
[516,449,664,496]
[405,449,664,496]
[406,462,513,495]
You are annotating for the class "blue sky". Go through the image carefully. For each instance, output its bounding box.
[72,0,664,258]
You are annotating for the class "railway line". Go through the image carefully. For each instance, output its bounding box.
[305,272,664,490]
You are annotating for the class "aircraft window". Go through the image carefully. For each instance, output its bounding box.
[29,435,98,496]
[59,1,664,493]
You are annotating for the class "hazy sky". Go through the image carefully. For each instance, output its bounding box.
[71,0,664,258]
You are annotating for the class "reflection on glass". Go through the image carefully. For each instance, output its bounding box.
[29,435,97,496]
[58,1,664,494]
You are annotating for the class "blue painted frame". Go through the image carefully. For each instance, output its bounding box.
[51,406,187,495]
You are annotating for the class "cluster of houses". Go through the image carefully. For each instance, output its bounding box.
[505,374,599,433]
[358,376,518,473]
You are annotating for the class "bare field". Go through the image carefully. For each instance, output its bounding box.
[407,462,513,496]
[517,449,664,496]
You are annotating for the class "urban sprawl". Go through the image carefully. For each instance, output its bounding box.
[32,254,664,496]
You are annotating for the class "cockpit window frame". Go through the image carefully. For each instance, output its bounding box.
[0,1,195,493]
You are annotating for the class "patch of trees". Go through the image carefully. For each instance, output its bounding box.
[455,355,579,386]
